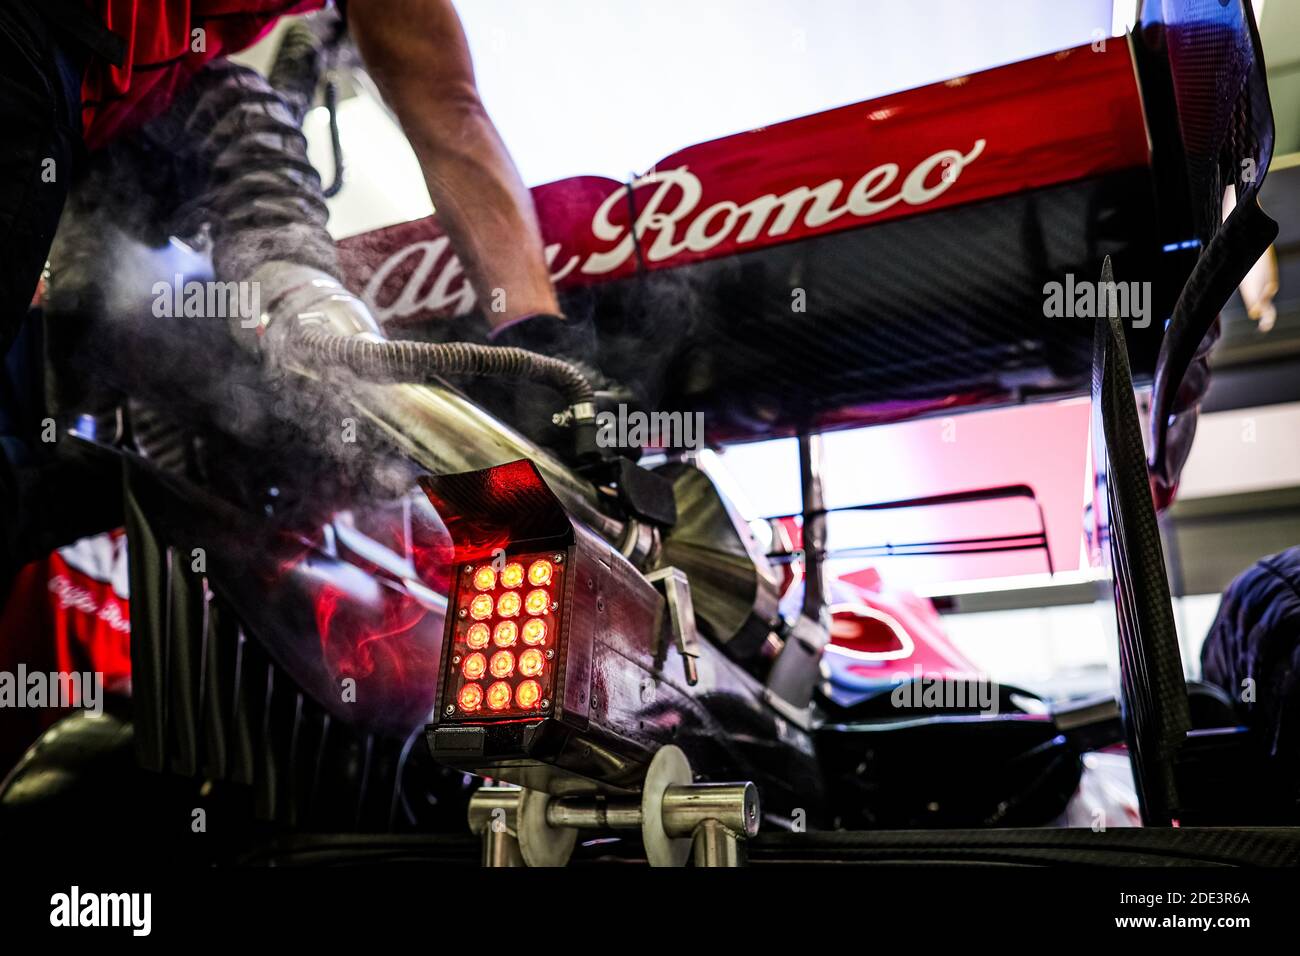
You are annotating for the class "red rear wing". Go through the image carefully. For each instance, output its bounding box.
[342,42,1150,323]
[338,40,1189,442]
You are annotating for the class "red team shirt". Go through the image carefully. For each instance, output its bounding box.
[82,0,326,149]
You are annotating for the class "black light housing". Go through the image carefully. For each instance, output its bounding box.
[420,459,666,794]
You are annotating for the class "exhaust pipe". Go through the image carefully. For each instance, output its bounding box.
[246,260,623,545]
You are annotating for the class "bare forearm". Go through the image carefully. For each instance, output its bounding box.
[348,0,559,326]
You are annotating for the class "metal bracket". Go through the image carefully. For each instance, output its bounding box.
[646,567,702,686]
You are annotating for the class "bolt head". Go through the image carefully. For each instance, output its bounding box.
[458,608,467,618]
[444,705,455,716]
[540,698,551,710]
[553,553,564,564]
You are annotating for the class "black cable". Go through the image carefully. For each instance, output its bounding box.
[623,174,647,277]
[322,77,345,198]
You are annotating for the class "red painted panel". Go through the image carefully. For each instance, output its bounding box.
[340,43,1150,326]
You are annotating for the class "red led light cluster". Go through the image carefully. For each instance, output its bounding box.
[445,551,563,718]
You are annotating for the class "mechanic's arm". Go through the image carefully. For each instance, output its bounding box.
[347,0,561,329]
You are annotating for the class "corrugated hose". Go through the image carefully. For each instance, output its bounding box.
[292,325,596,413]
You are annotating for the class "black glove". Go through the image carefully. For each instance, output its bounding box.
[486,312,640,460]
[488,312,604,382]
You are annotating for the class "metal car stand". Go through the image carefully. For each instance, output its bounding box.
[466,746,760,867]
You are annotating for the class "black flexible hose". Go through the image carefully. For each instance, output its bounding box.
[321,78,345,198]
[269,18,346,196]
[293,326,595,411]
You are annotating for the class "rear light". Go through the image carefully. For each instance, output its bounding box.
[472,566,497,591]
[500,562,525,589]
[469,594,494,620]
[486,680,512,711]
[518,648,545,677]
[515,679,542,709]
[490,649,515,678]
[521,618,547,645]
[441,546,566,719]
[459,683,483,711]
[462,652,487,680]
[466,623,490,649]
[527,559,553,586]
[497,591,521,618]
[423,459,681,795]
[524,588,550,616]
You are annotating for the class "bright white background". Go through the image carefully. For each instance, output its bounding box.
[298,0,1116,237]
[457,0,1117,186]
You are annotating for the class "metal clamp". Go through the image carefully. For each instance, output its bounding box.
[469,747,760,868]
[468,785,578,867]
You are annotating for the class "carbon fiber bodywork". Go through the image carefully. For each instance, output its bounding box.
[121,457,471,833]
[1086,0,1282,827]
[580,168,1192,442]
[1092,259,1191,827]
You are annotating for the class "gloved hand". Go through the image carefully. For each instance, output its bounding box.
[245,261,383,355]
[486,311,637,458]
